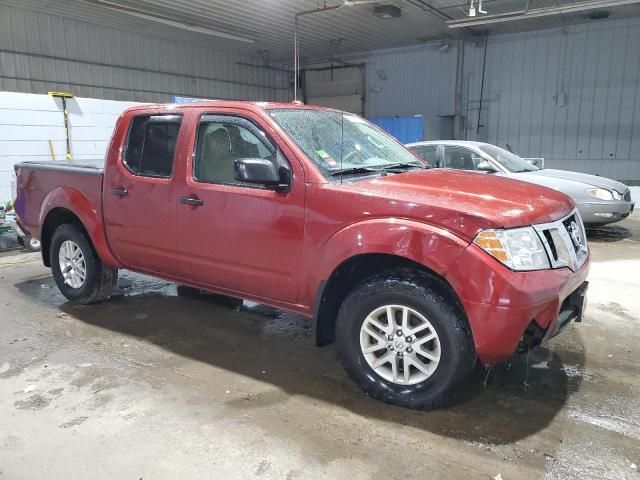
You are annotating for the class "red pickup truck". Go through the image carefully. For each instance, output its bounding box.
[14,101,589,409]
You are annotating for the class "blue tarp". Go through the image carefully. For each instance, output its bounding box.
[172,96,210,103]
[370,115,424,144]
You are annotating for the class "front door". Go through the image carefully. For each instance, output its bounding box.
[103,113,185,277]
[176,114,305,304]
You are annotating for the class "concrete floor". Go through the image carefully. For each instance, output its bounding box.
[1,216,639,480]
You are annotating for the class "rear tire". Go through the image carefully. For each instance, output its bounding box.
[336,268,475,409]
[50,224,117,304]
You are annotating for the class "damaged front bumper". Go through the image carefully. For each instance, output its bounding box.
[446,243,590,365]
[517,281,588,353]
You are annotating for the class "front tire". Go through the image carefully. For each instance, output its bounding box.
[50,224,117,304]
[336,269,475,409]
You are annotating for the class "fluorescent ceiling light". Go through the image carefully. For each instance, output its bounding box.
[79,0,255,43]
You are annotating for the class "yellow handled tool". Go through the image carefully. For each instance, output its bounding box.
[48,91,74,160]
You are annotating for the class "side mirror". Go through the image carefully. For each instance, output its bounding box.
[476,160,498,173]
[524,158,545,169]
[234,158,290,191]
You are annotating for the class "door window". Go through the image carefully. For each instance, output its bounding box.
[443,146,484,170]
[124,115,183,178]
[409,145,439,165]
[194,120,275,185]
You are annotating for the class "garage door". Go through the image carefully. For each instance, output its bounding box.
[305,65,364,116]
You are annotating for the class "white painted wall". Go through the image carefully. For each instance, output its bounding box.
[0,91,141,202]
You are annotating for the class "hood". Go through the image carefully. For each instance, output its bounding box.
[525,169,628,193]
[354,169,575,240]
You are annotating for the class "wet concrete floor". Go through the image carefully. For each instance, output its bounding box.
[0,215,639,479]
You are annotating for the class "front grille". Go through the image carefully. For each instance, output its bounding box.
[534,210,588,271]
[624,190,632,202]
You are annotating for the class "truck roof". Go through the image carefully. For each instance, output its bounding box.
[125,100,342,114]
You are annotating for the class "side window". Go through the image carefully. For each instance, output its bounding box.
[123,115,182,178]
[443,146,483,170]
[410,145,439,165]
[194,120,275,185]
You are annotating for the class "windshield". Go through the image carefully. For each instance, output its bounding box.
[269,109,426,178]
[478,144,538,173]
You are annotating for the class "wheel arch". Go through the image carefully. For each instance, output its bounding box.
[41,207,88,267]
[39,187,118,269]
[312,253,468,347]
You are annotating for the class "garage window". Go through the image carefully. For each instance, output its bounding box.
[124,115,183,178]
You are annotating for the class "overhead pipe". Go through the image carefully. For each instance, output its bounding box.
[447,0,640,28]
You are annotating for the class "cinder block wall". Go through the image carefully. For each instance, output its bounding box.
[0,91,141,202]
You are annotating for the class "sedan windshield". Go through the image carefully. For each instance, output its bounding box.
[269,109,426,178]
[478,144,538,173]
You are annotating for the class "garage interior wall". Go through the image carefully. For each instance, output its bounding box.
[0,3,292,203]
[0,4,289,103]
[365,16,640,183]
[365,44,458,141]
[464,16,640,183]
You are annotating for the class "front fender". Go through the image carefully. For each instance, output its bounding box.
[40,187,118,269]
[305,218,470,303]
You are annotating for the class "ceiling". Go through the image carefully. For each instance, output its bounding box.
[5,0,640,62]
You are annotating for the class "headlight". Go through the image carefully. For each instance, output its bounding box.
[473,227,550,271]
[612,190,622,200]
[586,188,614,201]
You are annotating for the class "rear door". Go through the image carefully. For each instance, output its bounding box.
[103,113,185,277]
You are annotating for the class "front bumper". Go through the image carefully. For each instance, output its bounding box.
[445,243,590,365]
[578,200,635,225]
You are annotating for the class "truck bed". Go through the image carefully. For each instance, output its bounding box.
[14,159,105,238]
[15,159,104,175]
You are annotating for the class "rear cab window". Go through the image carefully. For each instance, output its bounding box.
[123,115,183,178]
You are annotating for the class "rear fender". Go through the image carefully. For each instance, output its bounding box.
[40,187,118,269]
[306,218,469,304]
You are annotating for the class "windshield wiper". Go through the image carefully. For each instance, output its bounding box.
[330,167,383,176]
[381,162,428,171]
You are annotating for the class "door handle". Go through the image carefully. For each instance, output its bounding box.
[111,187,128,197]
[179,196,204,207]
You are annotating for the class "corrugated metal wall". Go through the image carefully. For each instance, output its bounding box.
[364,16,640,182]
[464,17,640,182]
[0,4,290,103]
[365,45,458,140]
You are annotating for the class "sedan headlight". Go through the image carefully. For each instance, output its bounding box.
[586,188,614,201]
[474,227,550,271]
